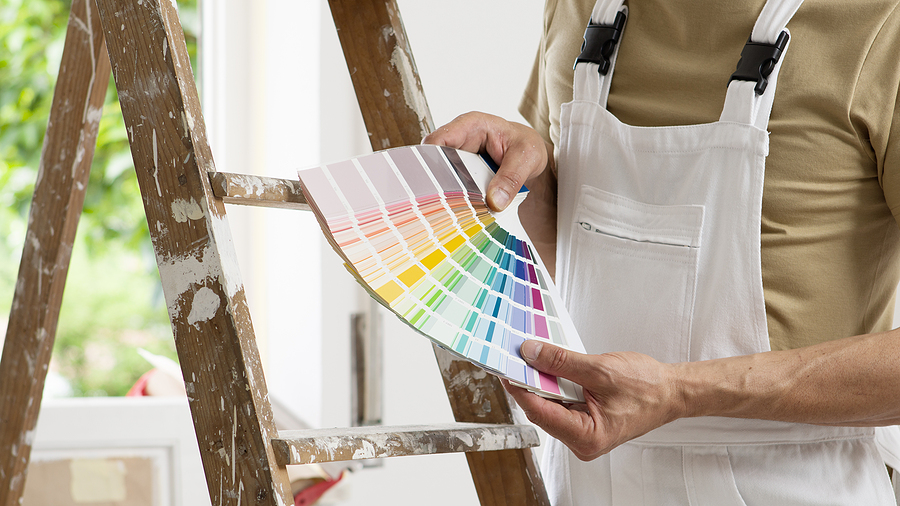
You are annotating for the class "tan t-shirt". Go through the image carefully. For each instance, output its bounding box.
[520,0,900,351]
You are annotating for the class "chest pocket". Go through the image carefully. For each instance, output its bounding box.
[564,185,704,363]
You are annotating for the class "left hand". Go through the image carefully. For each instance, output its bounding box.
[504,340,687,461]
[422,112,552,212]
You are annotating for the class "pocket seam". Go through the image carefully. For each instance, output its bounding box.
[578,185,704,248]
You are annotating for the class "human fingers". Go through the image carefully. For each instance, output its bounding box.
[422,112,493,154]
[480,121,549,212]
[519,340,598,387]
[501,379,606,461]
[424,112,551,212]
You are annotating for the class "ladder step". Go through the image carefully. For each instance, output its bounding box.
[271,423,540,465]
[209,171,309,210]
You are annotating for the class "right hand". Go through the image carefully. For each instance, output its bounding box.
[422,112,553,212]
[504,340,686,461]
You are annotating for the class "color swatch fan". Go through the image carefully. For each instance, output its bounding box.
[298,145,585,402]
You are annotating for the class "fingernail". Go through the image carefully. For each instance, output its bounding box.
[491,188,510,210]
[521,340,542,362]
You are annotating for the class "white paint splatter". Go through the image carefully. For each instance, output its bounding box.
[231,405,237,485]
[170,197,203,223]
[157,243,222,318]
[232,175,267,197]
[209,213,245,299]
[187,287,220,327]
[390,45,430,133]
[152,129,162,197]
[72,142,86,175]
[86,106,103,127]
[351,440,376,460]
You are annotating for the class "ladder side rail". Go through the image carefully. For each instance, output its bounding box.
[0,1,110,503]
[93,1,291,504]
[326,1,550,504]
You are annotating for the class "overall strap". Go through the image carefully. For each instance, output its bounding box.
[719,0,804,129]
[572,0,627,107]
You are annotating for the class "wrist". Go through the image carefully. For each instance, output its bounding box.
[667,362,698,420]
[669,358,746,420]
[670,353,783,421]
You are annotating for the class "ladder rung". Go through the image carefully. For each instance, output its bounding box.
[209,172,310,210]
[271,423,540,465]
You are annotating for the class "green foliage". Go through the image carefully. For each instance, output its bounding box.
[1,0,199,396]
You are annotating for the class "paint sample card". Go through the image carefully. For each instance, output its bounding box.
[299,146,585,402]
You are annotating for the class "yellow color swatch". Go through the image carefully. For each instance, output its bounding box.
[443,233,465,253]
[464,224,482,238]
[375,279,403,305]
[398,264,426,288]
[420,249,446,270]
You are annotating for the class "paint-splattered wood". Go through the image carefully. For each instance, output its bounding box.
[93,1,292,505]
[209,172,310,211]
[327,0,433,150]
[0,1,109,504]
[273,423,540,465]
[435,352,551,506]
[328,1,550,504]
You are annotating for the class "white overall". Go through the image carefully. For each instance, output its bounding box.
[549,0,897,503]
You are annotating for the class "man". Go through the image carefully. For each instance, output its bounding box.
[424,0,900,503]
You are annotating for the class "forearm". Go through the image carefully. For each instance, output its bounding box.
[675,328,900,426]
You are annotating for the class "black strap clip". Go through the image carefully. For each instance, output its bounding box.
[574,11,626,75]
[729,31,790,95]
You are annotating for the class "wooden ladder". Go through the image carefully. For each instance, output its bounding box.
[0,1,550,505]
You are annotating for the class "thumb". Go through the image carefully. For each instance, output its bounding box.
[520,340,591,383]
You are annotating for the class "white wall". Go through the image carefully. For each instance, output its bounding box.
[202,1,545,504]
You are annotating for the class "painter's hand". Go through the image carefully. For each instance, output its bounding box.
[422,112,552,212]
[504,341,687,461]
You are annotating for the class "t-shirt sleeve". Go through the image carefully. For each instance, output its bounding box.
[882,91,900,227]
[868,6,900,227]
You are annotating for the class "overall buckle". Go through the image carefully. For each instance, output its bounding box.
[574,11,626,75]
[729,31,790,95]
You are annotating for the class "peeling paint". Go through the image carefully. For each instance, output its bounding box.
[231,405,237,485]
[72,143,86,177]
[85,105,103,127]
[229,174,266,197]
[351,440,376,460]
[389,45,429,131]
[209,213,245,299]
[448,365,487,391]
[187,286,220,327]
[152,129,162,197]
[157,243,222,318]
[170,197,203,223]
[277,424,538,465]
